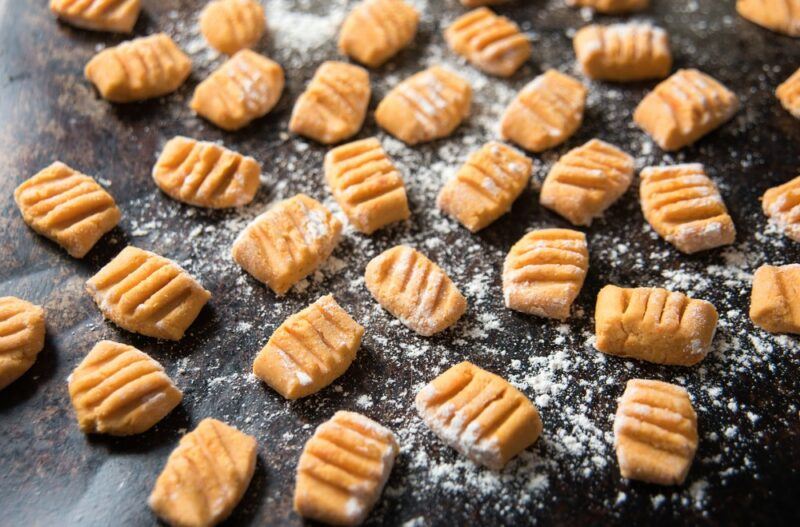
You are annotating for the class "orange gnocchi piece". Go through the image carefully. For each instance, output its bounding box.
[762,174,800,242]
[50,0,141,33]
[200,0,266,55]
[750,264,800,334]
[338,0,419,68]
[737,0,800,37]
[0,297,45,391]
[573,23,671,82]
[777,67,800,118]
[566,0,649,13]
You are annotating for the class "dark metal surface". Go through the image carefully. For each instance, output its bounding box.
[1,1,799,526]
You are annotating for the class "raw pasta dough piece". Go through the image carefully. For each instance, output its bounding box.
[573,23,671,82]
[594,285,718,366]
[566,0,649,13]
[540,139,633,226]
[253,295,364,399]
[503,229,589,320]
[14,161,121,258]
[762,174,800,241]
[614,379,698,485]
[736,0,800,37]
[749,264,800,334]
[415,361,542,470]
[85,33,191,102]
[0,297,45,390]
[86,246,211,341]
[338,0,419,68]
[437,141,532,232]
[69,340,182,435]
[324,137,410,234]
[445,7,531,77]
[500,69,587,152]
[294,411,398,526]
[365,245,467,336]
[289,61,371,144]
[375,66,472,145]
[50,0,141,33]
[231,194,342,296]
[777,67,800,118]
[190,49,284,131]
[461,0,509,6]
[633,69,740,151]
[149,418,257,527]
[640,164,735,254]
[152,136,261,208]
[200,0,266,55]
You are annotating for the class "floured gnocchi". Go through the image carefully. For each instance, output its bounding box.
[50,0,141,33]
[573,23,671,82]
[736,0,800,36]
[0,297,45,391]
[777,67,800,118]
[338,0,419,68]
[200,0,266,55]
[750,264,800,334]
[762,174,800,242]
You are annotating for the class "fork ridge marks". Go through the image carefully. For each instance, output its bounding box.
[594,285,718,366]
[253,295,364,399]
[68,340,182,435]
[633,69,740,151]
[540,139,634,227]
[500,69,587,152]
[614,379,698,485]
[415,361,542,470]
[15,161,121,258]
[85,246,211,341]
[0,297,45,391]
[84,33,191,103]
[375,66,472,145]
[437,141,532,232]
[324,137,410,234]
[503,229,589,320]
[762,174,800,242]
[736,0,800,36]
[338,0,420,68]
[149,418,257,527]
[566,0,649,14]
[289,61,371,144]
[445,7,531,77]
[200,0,266,55]
[232,194,343,296]
[50,0,141,33]
[640,164,735,254]
[750,264,800,334]
[777,68,800,118]
[191,49,284,131]
[294,411,399,526]
[365,245,467,336]
[152,136,261,209]
[573,23,672,82]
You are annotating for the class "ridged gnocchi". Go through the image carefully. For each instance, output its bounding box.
[777,67,800,118]
[750,264,800,334]
[736,0,800,37]
[200,0,266,55]
[50,0,141,33]
[567,0,649,13]
[338,0,419,68]
[0,297,45,391]
[762,174,800,242]
[573,23,671,82]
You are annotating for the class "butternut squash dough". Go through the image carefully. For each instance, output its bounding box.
[338,0,419,68]
[200,0,266,55]
[50,0,141,33]
[573,23,671,82]
[0,297,45,390]
[750,264,800,334]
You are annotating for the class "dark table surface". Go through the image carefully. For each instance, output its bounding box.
[1,0,799,526]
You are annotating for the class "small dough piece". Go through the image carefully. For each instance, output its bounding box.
[503,229,589,320]
[50,0,141,33]
[365,245,467,336]
[68,340,182,435]
[595,285,718,366]
[500,69,587,152]
[86,246,211,341]
[0,297,45,390]
[153,136,261,208]
[324,137,410,234]
[633,69,740,151]
[149,418,257,527]
[750,264,800,334]
[375,66,472,145]
[640,164,735,254]
[200,0,266,55]
[736,0,800,37]
[566,0,649,13]
[415,361,542,470]
[437,141,532,232]
[762,174,800,241]
[253,295,364,399]
[85,33,191,103]
[461,0,509,6]
[540,139,633,226]
[777,67,800,118]
[614,379,698,485]
[294,411,398,526]
[289,61,371,144]
[15,161,121,258]
[445,7,531,77]
[190,49,284,131]
[573,23,671,82]
[232,194,342,296]
[338,0,419,68]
